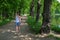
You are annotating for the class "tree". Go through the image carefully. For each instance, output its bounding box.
[41,0,52,33]
[30,0,34,17]
[35,0,41,22]
[0,0,21,19]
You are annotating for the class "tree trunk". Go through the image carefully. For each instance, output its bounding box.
[30,0,34,17]
[2,9,9,19]
[35,0,41,22]
[41,0,52,33]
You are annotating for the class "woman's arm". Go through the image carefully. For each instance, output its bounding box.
[19,16,21,22]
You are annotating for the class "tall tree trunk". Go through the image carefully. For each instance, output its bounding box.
[30,0,34,17]
[41,0,52,33]
[35,0,41,22]
[2,9,9,19]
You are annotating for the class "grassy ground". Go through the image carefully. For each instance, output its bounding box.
[47,35,60,40]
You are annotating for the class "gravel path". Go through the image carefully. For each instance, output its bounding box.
[0,16,57,40]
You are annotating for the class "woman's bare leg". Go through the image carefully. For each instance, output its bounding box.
[18,26,20,32]
[16,26,19,32]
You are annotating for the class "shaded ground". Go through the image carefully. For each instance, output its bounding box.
[0,16,59,40]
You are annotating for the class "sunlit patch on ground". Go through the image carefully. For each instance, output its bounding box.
[1,31,6,33]
[13,36,18,38]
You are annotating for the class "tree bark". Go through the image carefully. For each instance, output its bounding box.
[2,9,9,19]
[30,0,34,17]
[41,0,52,33]
[35,0,41,22]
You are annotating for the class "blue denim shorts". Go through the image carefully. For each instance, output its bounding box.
[16,22,21,26]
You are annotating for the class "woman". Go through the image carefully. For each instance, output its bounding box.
[15,12,21,33]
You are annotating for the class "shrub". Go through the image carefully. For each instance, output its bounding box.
[26,16,41,34]
[51,25,60,33]
[0,19,11,26]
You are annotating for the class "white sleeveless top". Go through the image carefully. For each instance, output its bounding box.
[16,16,19,22]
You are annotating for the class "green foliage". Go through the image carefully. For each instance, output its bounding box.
[50,0,60,33]
[26,16,41,34]
[26,16,35,26]
[51,0,60,18]
[51,25,60,33]
[56,37,60,40]
[0,0,21,13]
[0,0,60,34]
[0,0,21,26]
[0,19,11,26]
[0,0,33,26]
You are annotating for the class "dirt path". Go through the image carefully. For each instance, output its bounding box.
[0,16,58,40]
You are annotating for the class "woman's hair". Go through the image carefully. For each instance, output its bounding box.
[16,12,20,16]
